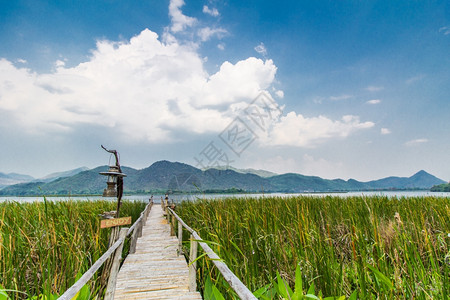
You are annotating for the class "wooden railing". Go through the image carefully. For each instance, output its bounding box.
[58,200,153,300]
[165,203,257,300]
[59,197,256,300]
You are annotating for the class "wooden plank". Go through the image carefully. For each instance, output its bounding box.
[101,216,132,228]
[105,227,128,300]
[114,205,202,300]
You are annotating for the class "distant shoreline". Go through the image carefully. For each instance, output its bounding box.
[1,189,448,198]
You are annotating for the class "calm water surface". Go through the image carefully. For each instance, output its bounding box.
[1,191,449,203]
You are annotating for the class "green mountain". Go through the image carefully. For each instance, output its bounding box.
[205,166,278,178]
[365,170,444,190]
[0,161,446,196]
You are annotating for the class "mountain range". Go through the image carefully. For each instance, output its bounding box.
[0,167,90,189]
[0,172,35,188]
[0,161,446,196]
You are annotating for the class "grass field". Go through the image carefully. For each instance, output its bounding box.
[0,198,146,299]
[177,195,450,299]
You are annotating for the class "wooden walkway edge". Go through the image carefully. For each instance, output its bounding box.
[113,205,202,299]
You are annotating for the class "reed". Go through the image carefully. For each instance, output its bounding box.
[0,198,146,299]
[177,195,450,299]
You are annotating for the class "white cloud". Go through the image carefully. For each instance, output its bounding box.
[0,1,375,159]
[405,138,428,146]
[168,1,226,45]
[194,58,277,107]
[275,90,284,98]
[254,43,267,57]
[0,29,278,143]
[169,0,197,33]
[197,27,227,42]
[381,128,391,135]
[217,43,225,50]
[329,94,352,101]
[366,99,381,104]
[264,112,374,147]
[16,58,27,64]
[55,60,65,67]
[439,26,450,35]
[366,86,384,92]
[203,5,219,17]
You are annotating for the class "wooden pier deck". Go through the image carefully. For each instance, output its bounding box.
[113,205,202,300]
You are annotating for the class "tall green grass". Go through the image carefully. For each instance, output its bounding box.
[0,198,146,299]
[177,195,450,299]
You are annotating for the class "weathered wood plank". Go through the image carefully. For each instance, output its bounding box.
[105,227,128,300]
[114,205,202,300]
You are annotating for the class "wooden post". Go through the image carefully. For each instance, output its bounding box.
[129,202,151,254]
[164,194,169,215]
[142,207,148,224]
[188,234,198,292]
[98,225,120,295]
[104,227,128,300]
[170,212,175,236]
[130,225,138,254]
[137,218,143,238]
[145,202,152,220]
[177,220,183,256]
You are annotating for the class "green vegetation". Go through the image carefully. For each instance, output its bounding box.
[0,198,146,299]
[431,183,450,192]
[177,195,450,299]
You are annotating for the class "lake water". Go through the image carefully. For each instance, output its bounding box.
[0,190,449,203]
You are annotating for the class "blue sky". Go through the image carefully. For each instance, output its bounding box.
[0,0,449,182]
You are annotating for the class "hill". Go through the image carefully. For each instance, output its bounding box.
[0,167,91,190]
[366,170,444,190]
[0,172,35,189]
[430,182,450,192]
[0,161,446,196]
[38,167,90,183]
[206,166,278,178]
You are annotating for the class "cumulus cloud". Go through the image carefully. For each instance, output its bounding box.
[381,128,391,135]
[0,29,278,142]
[0,1,376,152]
[169,0,197,33]
[55,60,65,67]
[168,1,226,45]
[366,99,381,104]
[405,138,428,146]
[263,113,374,147]
[275,90,284,98]
[203,5,219,17]
[198,27,228,42]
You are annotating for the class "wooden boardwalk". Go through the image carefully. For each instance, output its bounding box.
[114,205,202,300]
